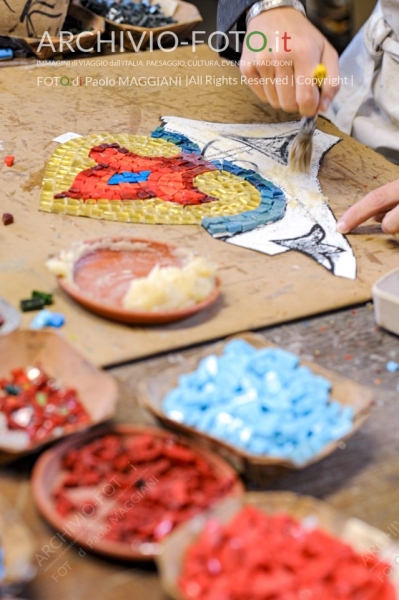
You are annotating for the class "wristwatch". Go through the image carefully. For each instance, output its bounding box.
[246,0,307,26]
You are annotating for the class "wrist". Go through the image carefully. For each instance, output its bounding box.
[246,0,306,26]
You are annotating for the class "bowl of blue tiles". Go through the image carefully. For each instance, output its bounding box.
[138,333,374,481]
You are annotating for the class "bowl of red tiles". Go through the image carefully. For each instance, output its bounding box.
[31,424,244,561]
[48,236,221,325]
[157,491,399,600]
[0,330,118,456]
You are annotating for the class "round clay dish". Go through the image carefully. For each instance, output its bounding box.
[57,237,220,324]
[31,424,244,561]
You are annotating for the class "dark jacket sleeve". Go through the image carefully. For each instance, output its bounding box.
[217,0,306,59]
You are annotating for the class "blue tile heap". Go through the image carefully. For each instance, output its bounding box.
[163,339,354,466]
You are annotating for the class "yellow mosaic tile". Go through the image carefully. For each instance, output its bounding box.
[39,133,261,225]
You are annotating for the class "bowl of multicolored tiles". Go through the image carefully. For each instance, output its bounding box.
[138,333,374,482]
[46,236,221,325]
[79,0,202,52]
[0,330,118,456]
[157,491,399,600]
[31,424,244,561]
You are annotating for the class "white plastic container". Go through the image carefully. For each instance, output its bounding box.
[373,267,399,336]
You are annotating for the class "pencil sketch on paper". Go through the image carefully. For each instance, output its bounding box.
[159,116,356,280]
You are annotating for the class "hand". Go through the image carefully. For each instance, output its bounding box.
[337,179,399,234]
[240,7,340,116]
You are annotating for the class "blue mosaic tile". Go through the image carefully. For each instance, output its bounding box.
[201,160,286,238]
[151,125,286,238]
[108,170,151,185]
[151,126,202,155]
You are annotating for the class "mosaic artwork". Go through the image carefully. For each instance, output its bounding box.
[40,118,356,279]
[40,133,263,225]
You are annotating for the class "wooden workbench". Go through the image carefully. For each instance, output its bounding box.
[2,305,399,599]
[2,44,399,600]
[1,45,399,366]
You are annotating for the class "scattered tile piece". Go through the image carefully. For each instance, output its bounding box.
[32,290,53,306]
[20,297,46,312]
[53,132,83,143]
[2,213,14,226]
[386,361,399,373]
[49,312,65,328]
[29,310,65,329]
[0,49,13,60]
[29,310,53,330]
[4,156,14,167]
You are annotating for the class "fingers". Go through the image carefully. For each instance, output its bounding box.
[262,67,280,108]
[382,204,399,234]
[240,59,268,103]
[319,43,340,112]
[337,180,399,233]
[240,10,338,116]
[294,51,320,117]
[294,41,339,116]
[275,66,298,112]
[240,57,293,111]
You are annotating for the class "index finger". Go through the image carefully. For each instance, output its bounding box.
[337,180,399,233]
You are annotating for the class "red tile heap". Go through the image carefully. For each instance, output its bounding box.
[179,506,396,600]
[54,433,238,546]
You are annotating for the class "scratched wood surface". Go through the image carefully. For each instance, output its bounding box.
[2,305,399,600]
[1,45,399,367]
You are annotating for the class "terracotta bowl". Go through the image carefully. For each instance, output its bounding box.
[31,424,244,561]
[53,236,221,324]
[0,330,118,456]
[0,493,36,596]
[138,332,374,482]
[156,491,399,599]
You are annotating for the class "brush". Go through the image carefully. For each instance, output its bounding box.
[288,63,327,173]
